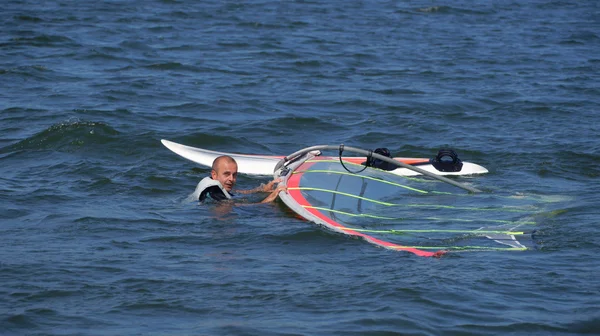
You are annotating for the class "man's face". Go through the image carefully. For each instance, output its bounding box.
[211,159,238,192]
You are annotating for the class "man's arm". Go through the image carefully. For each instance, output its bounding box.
[260,185,287,203]
[236,178,280,195]
[233,178,286,204]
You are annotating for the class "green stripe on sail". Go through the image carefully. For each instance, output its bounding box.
[295,187,397,207]
[339,227,527,235]
[301,160,460,192]
[303,205,536,225]
[405,203,531,213]
[293,169,429,193]
[292,187,534,214]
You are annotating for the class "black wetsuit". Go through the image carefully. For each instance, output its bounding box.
[199,185,234,202]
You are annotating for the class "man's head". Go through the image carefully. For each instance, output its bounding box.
[211,155,238,192]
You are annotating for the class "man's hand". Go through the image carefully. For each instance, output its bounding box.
[260,178,281,192]
[260,184,287,203]
[236,178,283,195]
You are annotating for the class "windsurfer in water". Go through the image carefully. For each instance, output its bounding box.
[196,155,285,203]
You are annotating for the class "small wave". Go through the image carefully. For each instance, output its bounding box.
[331,98,385,109]
[110,298,214,316]
[565,316,600,334]
[159,43,197,52]
[569,31,599,41]
[257,49,298,59]
[559,39,585,46]
[3,313,39,329]
[144,62,204,72]
[417,6,449,13]
[416,5,491,15]
[147,25,176,33]
[77,49,132,63]
[139,235,211,244]
[118,40,153,51]
[0,65,55,81]
[2,106,51,122]
[217,41,252,48]
[236,21,291,30]
[366,88,425,95]
[294,60,323,67]
[169,9,215,20]
[551,151,600,178]
[265,227,345,243]
[26,289,80,300]
[270,115,339,129]
[4,34,80,48]
[14,15,44,22]
[0,119,120,153]
[158,102,215,113]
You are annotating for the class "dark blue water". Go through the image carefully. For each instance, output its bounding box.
[2,1,599,334]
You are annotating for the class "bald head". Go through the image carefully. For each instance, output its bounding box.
[212,155,237,171]
[211,155,238,191]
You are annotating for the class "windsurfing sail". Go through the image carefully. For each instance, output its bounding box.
[277,149,541,257]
